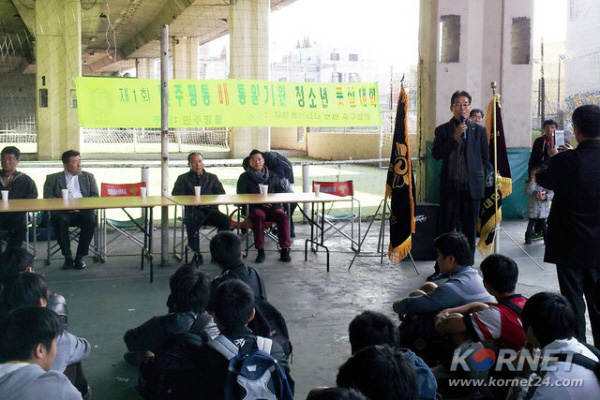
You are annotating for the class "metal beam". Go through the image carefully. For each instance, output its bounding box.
[120,0,195,58]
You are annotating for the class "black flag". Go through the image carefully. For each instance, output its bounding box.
[386,87,414,263]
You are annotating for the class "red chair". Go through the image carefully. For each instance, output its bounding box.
[312,180,361,252]
[100,182,148,262]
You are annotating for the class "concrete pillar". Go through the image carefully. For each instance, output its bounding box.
[35,0,81,160]
[229,0,270,158]
[173,37,200,79]
[418,0,533,198]
[136,58,156,79]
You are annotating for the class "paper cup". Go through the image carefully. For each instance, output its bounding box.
[314,184,320,195]
[61,189,69,200]
[1,190,8,202]
[260,184,269,195]
[140,187,147,198]
[194,186,201,197]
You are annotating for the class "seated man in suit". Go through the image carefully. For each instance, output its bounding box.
[43,150,98,270]
[0,146,38,249]
[172,152,230,266]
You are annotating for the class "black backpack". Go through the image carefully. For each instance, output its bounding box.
[138,330,208,399]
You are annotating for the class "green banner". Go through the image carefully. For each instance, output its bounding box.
[75,77,380,128]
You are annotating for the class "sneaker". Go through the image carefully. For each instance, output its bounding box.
[255,249,265,263]
[280,248,291,262]
[192,252,203,266]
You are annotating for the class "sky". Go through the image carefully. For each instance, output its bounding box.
[206,0,567,73]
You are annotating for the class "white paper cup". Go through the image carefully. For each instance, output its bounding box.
[194,186,201,197]
[140,187,147,198]
[260,184,269,195]
[61,189,69,200]
[1,190,8,202]
[314,184,320,195]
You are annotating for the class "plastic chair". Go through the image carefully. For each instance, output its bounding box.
[100,182,149,263]
[312,180,361,252]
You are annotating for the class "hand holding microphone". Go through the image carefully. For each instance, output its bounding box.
[454,116,468,141]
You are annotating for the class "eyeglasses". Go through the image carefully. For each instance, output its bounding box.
[453,103,470,108]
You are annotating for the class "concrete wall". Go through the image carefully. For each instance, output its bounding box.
[271,127,306,151]
[304,132,418,161]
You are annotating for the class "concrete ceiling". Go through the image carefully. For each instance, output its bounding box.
[0,0,296,74]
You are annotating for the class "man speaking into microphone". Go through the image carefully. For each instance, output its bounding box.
[429,91,489,280]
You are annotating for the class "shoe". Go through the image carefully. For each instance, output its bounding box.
[525,236,532,244]
[426,272,444,282]
[192,252,203,266]
[62,258,74,270]
[280,248,291,262]
[74,258,86,270]
[255,249,265,263]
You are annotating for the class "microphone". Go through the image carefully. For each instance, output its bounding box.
[460,116,467,140]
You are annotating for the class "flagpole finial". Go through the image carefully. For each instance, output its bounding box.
[490,81,497,93]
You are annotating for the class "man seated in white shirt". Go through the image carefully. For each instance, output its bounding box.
[521,292,600,400]
[43,150,99,270]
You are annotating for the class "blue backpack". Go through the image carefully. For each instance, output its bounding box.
[208,335,294,400]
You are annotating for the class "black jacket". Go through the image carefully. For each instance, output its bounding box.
[536,140,600,267]
[0,171,37,199]
[236,168,288,210]
[124,311,200,353]
[172,169,225,215]
[210,263,267,308]
[432,118,489,200]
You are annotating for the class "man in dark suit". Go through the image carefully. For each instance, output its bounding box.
[536,104,600,345]
[430,90,489,280]
[0,146,38,249]
[44,150,98,270]
[172,152,229,266]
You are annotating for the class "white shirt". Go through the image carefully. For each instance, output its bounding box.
[64,172,82,199]
[529,337,600,400]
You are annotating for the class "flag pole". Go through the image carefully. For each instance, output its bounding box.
[491,81,500,253]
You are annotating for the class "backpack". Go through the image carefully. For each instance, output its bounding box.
[137,331,207,399]
[249,299,293,360]
[208,334,294,400]
[214,268,293,360]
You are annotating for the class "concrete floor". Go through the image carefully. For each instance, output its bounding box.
[35,218,568,399]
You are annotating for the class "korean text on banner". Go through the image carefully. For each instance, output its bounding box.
[75,77,381,128]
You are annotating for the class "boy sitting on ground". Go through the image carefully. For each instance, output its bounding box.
[124,265,214,365]
[349,311,437,400]
[209,231,266,302]
[520,292,600,399]
[0,307,81,400]
[193,279,292,398]
[392,232,493,363]
[6,273,91,399]
[436,254,527,350]
[0,248,67,325]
